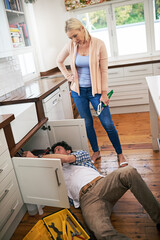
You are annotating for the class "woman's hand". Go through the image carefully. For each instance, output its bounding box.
[100,91,109,106]
[22,151,36,158]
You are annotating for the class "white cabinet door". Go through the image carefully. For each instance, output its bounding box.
[23,118,89,152]
[0,0,13,57]
[13,118,88,209]
[47,119,89,152]
[12,157,69,208]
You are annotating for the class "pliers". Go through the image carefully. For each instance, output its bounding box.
[96,90,113,116]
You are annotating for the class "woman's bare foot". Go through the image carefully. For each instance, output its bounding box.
[117,153,128,168]
[91,151,100,163]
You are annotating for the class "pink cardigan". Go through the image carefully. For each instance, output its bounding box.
[56,36,108,96]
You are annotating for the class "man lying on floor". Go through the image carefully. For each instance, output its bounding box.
[23,141,160,240]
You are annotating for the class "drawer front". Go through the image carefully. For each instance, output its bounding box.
[43,91,62,113]
[108,86,149,107]
[0,129,8,155]
[108,67,124,79]
[124,64,153,77]
[109,92,149,107]
[0,170,20,210]
[59,81,68,91]
[43,88,59,104]
[153,63,160,75]
[109,78,148,91]
[0,150,13,183]
[0,189,23,238]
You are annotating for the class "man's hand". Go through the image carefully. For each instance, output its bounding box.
[22,151,36,158]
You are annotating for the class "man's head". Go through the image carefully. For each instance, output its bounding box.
[51,141,72,155]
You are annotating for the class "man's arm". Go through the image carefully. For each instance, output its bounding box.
[22,151,76,164]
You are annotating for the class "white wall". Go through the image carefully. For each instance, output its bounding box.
[0,56,24,97]
[27,0,70,72]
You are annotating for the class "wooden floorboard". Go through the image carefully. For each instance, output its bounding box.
[10,112,160,240]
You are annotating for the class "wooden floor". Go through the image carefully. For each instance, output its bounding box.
[11,112,160,240]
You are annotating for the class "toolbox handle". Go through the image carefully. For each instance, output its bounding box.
[55,168,61,186]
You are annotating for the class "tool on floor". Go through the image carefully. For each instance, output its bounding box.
[66,216,81,237]
[96,90,114,116]
[49,222,62,240]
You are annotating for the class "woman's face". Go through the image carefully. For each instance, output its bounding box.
[67,26,85,45]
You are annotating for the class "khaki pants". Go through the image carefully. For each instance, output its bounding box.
[80,166,160,240]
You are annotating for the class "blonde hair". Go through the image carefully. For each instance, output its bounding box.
[65,18,90,41]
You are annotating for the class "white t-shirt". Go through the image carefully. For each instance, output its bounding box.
[62,163,102,208]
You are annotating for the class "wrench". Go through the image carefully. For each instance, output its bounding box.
[66,216,81,237]
[49,222,62,240]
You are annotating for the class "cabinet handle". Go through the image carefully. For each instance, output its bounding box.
[55,168,61,186]
[0,189,9,202]
[52,99,58,106]
[109,72,119,75]
[0,169,3,173]
[129,69,146,72]
[0,208,15,231]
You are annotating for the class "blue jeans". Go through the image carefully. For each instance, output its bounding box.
[71,87,122,154]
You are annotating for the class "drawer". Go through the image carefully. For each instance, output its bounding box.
[0,150,13,183]
[59,81,68,91]
[109,92,149,107]
[43,89,62,113]
[0,129,8,155]
[109,79,148,91]
[108,67,124,79]
[0,189,23,238]
[124,64,153,77]
[0,170,20,210]
[153,63,160,75]
[43,88,59,104]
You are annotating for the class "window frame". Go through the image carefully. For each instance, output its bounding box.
[70,0,160,63]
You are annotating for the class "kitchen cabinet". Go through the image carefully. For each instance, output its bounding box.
[13,118,88,210]
[153,63,160,75]
[107,62,159,114]
[0,128,23,240]
[43,81,73,121]
[0,112,88,238]
[43,88,65,121]
[0,0,31,58]
[23,119,89,152]
[13,156,70,209]
[0,0,13,57]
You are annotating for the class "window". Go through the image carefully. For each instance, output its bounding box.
[77,9,111,57]
[18,52,36,81]
[114,2,147,55]
[75,0,160,62]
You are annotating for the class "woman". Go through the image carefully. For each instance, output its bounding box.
[56,18,127,167]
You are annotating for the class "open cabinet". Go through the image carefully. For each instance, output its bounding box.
[12,118,89,210]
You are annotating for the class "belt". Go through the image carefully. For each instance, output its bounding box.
[79,176,103,199]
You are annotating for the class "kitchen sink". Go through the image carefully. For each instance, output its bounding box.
[0,103,38,144]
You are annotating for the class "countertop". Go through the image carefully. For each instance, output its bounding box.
[0,73,66,156]
[0,74,66,105]
[0,114,15,129]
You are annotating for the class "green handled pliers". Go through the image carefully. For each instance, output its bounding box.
[96,90,113,116]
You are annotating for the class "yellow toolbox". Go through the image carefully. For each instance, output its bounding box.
[23,208,91,240]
